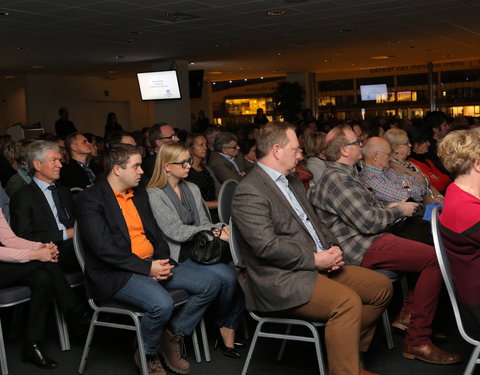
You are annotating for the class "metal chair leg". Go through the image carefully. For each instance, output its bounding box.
[382,310,394,349]
[0,319,8,375]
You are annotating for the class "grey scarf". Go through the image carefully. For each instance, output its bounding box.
[163,181,200,226]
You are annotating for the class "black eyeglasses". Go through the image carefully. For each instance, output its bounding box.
[168,158,193,168]
[342,139,362,147]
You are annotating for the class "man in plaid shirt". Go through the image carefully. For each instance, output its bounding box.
[311,124,461,366]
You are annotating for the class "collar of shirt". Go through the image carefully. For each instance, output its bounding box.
[219,152,236,163]
[114,188,134,200]
[257,162,285,183]
[74,159,90,168]
[362,164,387,175]
[33,176,52,192]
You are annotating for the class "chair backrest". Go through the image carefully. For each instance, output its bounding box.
[72,222,86,273]
[431,205,480,346]
[228,218,244,268]
[217,179,238,223]
[201,198,212,222]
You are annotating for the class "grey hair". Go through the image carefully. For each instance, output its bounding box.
[26,140,60,175]
[214,132,237,152]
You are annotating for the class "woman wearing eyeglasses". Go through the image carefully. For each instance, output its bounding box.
[147,142,245,358]
[384,128,444,204]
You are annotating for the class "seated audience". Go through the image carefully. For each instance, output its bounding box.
[437,129,480,340]
[147,142,245,358]
[310,124,461,365]
[75,144,220,375]
[384,128,444,204]
[232,122,392,375]
[204,126,220,162]
[106,130,137,148]
[10,140,78,272]
[424,111,451,176]
[6,140,33,197]
[304,131,327,183]
[142,123,179,184]
[0,207,89,369]
[208,132,247,183]
[294,153,313,191]
[360,137,426,203]
[0,140,17,187]
[408,124,451,193]
[184,134,220,221]
[238,139,256,174]
[59,132,97,190]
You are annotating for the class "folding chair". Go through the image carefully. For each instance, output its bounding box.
[431,206,480,375]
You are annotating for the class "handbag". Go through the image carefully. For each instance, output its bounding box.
[190,230,225,265]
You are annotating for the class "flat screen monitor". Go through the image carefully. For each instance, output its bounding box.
[137,70,181,100]
[360,84,388,101]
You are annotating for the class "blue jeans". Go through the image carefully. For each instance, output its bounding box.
[113,263,220,356]
[183,259,245,330]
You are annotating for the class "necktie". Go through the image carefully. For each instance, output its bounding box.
[48,185,73,229]
[81,162,96,184]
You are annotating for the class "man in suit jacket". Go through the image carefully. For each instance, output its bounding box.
[208,132,247,183]
[59,132,97,190]
[10,140,78,271]
[75,144,219,375]
[231,122,392,375]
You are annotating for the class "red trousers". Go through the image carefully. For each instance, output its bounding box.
[360,233,441,345]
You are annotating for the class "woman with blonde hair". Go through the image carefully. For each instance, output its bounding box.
[147,142,244,358]
[384,128,444,204]
[304,132,327,183]
[438,129,480,340]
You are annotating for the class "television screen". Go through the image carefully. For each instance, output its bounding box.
[360,84,388,101]
[137,70,182,100]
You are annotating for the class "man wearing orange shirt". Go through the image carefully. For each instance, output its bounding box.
[75,144,220,375]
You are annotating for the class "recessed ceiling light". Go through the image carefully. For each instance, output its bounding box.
[115,55,125,59]
[0,11,9,16]
[212,82,216,85]
[266,10,286,16]
[17,46,30,51]
[244,78,248,81]
[229,80,232,83]
[4,76,15,79]
[189,62,195,65]
[277,52,284,56]
[338,29,352,33]
[260,77,264,79]
[32,65,44,69]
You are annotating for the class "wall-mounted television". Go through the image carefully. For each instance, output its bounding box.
[137,70,182,100]
[360,84,387,101]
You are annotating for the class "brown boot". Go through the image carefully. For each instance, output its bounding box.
[134,349,166,375]
[160,330,191,374]
[402,343,462,365]
[392,311,411,331]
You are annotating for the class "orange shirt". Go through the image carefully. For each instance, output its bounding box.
[114,189,154,259]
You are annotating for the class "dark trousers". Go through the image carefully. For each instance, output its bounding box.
[360,233,441,346]
[0,261,81,341]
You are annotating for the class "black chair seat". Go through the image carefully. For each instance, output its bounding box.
[0,286,31,306]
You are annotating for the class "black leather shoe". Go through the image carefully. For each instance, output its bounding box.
[214,338,241,358]
[23,342,58,369]
[234,337,246,348]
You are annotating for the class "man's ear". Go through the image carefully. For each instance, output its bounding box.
[32,159,42,173]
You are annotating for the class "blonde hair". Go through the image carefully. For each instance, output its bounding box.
[304,132,326,159]
[147,142,189,189]
[437,129,480,177]
[383,128,408,151]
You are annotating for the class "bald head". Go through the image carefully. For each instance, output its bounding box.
[362,137,392,168]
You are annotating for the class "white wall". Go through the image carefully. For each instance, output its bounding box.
[0,77,27,134]
[25,74,154,136]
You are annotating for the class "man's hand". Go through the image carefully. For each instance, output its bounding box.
[149,259,174,281]
[66,228,74,239]
[388,199,419,217]
[314,246,345,272]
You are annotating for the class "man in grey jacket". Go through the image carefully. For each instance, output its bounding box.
[231,122,392,375]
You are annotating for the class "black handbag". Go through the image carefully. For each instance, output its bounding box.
[190,230,225,265]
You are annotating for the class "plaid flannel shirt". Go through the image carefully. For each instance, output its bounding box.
[359,164,426,203]
[310,161,403,265]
